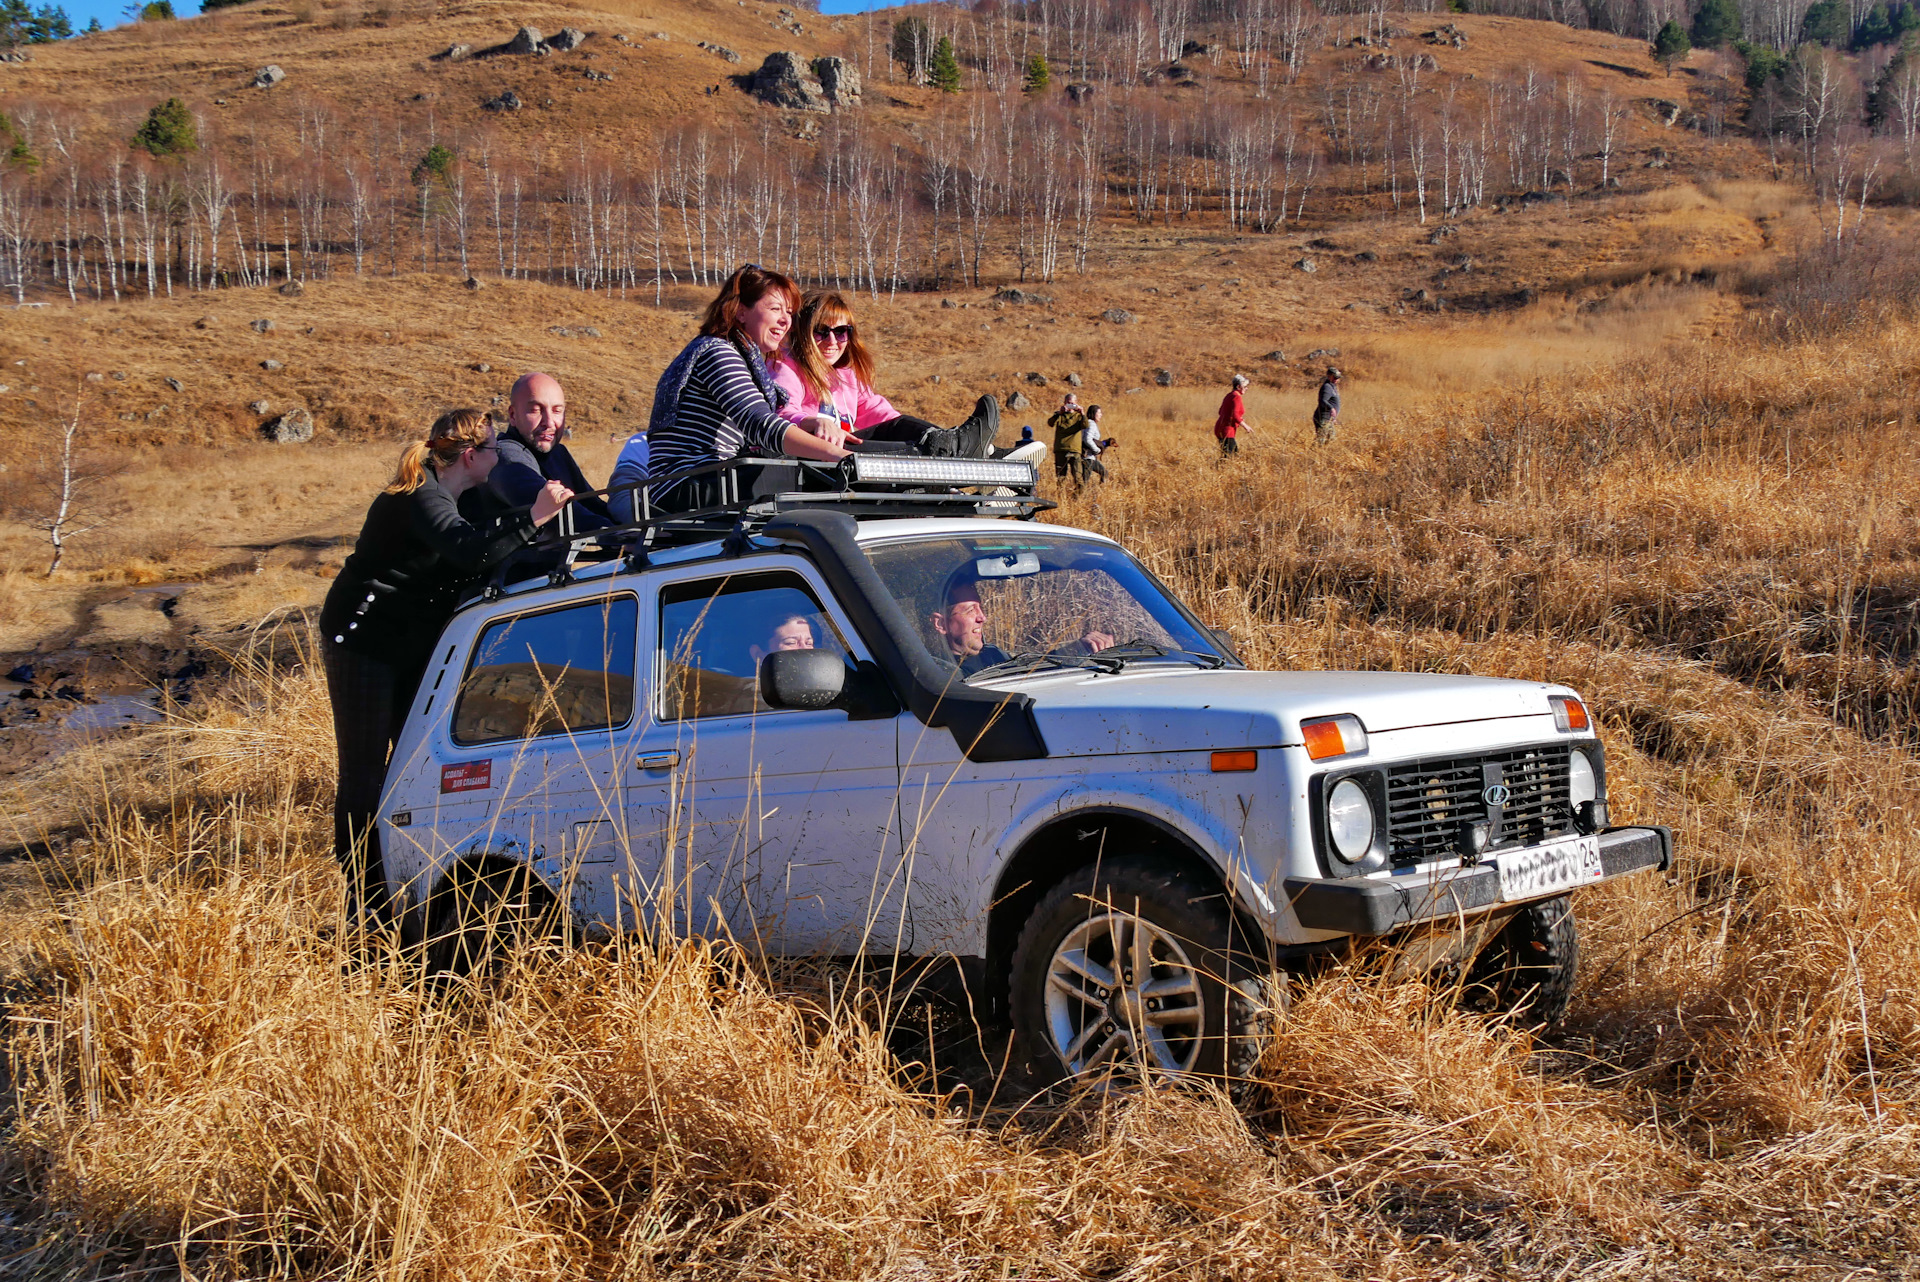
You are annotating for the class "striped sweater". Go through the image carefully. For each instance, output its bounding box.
[646,337,791,493]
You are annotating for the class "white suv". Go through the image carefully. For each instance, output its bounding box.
[377,457,1670,1086]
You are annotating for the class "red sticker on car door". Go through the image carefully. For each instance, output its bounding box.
[440,759,492,793]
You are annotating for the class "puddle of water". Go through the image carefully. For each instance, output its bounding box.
[62,689,165,733]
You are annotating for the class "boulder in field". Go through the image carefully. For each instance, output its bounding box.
[262,408,312,443]
[1006,391,1031,410]
[1101,308,1134,324]
[483,90,524,112]
[698,40,742,62]
[545,27,587,51]
[253,65,285,88]
[504,26,543,54]
[278,279,303,296]
[249,400,270,414]
[1153,368,1174,386]
[251,318,274,333]
[261,359,284,371]
[165,377,184,392]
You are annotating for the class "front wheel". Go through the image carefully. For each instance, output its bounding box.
[1462,894,1579,1026]
[422,861,564,982]
[1008,854,1278,1088]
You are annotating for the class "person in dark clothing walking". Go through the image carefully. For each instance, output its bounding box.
[1048,394,1087,485]
[1215,374,1248,458]
[1313,367,1342,445]
[320,408,573,926]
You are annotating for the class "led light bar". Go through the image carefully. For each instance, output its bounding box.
[847,455,1038,489]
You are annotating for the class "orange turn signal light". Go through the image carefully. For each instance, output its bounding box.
[1550,695,1590,732]
[1211,750,1258,773]
[1302,714,1368,761]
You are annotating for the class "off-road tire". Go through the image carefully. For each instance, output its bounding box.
[423,862,563,981]
[1462,894,1579,1027]
[1007,853,1279,1090]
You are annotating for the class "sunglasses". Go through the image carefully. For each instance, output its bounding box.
[813,324,853,343]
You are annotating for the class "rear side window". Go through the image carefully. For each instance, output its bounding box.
[451,595,638,745]
[659,571,845,721]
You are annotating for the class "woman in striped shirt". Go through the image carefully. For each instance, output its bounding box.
[647,265,850,511]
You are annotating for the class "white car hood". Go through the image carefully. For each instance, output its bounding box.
[1013,667,1567,756]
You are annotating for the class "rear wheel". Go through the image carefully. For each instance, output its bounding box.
[1008,854,1278,1089]
[1462,894,1579,1026]
[423,862,564,981]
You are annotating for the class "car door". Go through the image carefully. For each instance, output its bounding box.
[442,588,644,933]
[628,560,906,957]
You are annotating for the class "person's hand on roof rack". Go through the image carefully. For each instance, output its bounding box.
[797,412,851,450]
[530,479,575,526]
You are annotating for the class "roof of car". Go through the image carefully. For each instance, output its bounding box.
[485,517,1119,604]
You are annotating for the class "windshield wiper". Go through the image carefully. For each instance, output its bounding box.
[965,650,1124,681]
[1095,639,1228,670]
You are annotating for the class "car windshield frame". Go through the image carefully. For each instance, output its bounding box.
[860,529,1235,683]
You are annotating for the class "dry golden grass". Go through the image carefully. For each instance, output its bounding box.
[2,267,1920,1278]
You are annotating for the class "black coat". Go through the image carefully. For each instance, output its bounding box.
[320,472,536,671]
[474,428,617,530]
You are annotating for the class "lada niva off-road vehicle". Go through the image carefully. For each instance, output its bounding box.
[376,455,1671,1086]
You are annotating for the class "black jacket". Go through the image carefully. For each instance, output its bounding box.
[321,473,536,670]
[477,428,617,530]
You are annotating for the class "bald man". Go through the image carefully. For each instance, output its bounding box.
[478,372,616,531]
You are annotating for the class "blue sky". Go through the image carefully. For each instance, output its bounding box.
[44,0,902,32]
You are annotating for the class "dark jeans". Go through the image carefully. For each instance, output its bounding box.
[1219,435,1238,457]
[1082,454,1109,483]
[858,414,941,444]
[323,639,422,925]
[1054,450,1083,483]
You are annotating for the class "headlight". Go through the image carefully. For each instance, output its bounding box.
[1327,778,1376,864]
[1568,751,1597,809]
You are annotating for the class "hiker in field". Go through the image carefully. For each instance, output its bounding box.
[772,290,999,458]
[1080,404,1111,485]
[1215,374,1248,458]
[1313,367,1342,445]
[321,408,572,927]
[1049,393,1088,486]
[473,372,616,530]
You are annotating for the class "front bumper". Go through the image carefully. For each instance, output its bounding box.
[1282,825,1672,937]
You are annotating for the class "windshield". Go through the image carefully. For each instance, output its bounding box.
[864,532,1229,681]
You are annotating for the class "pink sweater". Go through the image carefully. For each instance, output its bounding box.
[770,351,898,432]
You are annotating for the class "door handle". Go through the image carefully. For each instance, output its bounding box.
[638,751,680,771]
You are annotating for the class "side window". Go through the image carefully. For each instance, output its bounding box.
[659,571,846,721]
[451,595,638,746]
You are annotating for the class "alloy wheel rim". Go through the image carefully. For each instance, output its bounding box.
[1043,910,1205,1076]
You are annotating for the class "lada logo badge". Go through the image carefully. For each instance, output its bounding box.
[1483,783,1512,807]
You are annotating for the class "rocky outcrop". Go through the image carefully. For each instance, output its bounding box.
[504,26,543,54]
[995,287,1052,305]
[751,51,829,112]
[483,90,524,112]
[545,27,586,51]
[811,55,860,108]
[698,40,742,62]
[1100,308,1134,324]
[253,65,285,88]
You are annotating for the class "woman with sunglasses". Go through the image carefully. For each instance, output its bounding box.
[647,265,853,512]
[773,291,999,458]
[320,408,574,927]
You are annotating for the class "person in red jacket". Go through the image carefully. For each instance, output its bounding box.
[1214,374,1248,458]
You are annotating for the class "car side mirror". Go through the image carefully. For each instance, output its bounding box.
[760,649,846,710]
[760,650,903,720]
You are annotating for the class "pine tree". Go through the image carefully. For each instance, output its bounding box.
[131,98,196,157]
[1690,0,1742,48]
[1653,20,1692,74]
[1800,0,1852,46]
[929,35,961,93]
[1023,52,1050,94]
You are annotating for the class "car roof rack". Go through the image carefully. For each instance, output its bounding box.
[483,453,1051,599]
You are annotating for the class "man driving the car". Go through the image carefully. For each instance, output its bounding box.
[930,571,1114,677]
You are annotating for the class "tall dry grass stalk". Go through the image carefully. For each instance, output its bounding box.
[4,299,1920,1278]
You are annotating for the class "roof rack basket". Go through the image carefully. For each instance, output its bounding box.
[486,453,1051,597]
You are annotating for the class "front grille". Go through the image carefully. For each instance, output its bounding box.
[1384,745,1574,864]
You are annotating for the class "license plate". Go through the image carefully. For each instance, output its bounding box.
[1493,834,1604,901]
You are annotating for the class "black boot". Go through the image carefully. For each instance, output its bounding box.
[919,396,1001,459]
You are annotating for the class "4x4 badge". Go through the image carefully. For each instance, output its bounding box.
[1483,783,1512,807]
